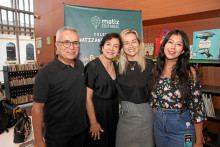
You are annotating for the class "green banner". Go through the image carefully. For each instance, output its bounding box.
[64,5,143,65]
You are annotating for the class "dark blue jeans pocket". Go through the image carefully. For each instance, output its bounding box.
[178,110,191,123]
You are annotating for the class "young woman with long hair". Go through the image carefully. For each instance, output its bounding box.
[149,29,206,147]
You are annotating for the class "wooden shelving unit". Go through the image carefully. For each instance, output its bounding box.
[202,85,220,94]
[3,63,40,106]
[202,87,220,146]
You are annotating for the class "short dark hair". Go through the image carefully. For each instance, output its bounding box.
[99,33,122,54]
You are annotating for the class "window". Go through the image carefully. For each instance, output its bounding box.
[0,0,35,82]
[26,43,34,60]
[6,42,16,61]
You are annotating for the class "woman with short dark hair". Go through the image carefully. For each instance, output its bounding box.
[85,33,122,147]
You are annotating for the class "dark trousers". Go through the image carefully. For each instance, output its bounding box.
[45,131,86,147]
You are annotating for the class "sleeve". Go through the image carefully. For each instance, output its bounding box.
[33,69,49,103]
[189,80,206,123]
[84,62,97,90]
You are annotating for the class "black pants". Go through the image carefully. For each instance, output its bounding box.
[45,131,86,147]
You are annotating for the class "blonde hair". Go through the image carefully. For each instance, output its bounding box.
[119,29,146,75]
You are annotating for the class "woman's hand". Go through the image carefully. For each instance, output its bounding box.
[35,140,46,147]
[90,122,103,140]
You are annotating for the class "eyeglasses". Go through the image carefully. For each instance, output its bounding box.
[57,40,80,48]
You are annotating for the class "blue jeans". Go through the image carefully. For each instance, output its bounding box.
[154,107,195,147]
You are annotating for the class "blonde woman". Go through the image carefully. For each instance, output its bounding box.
[115,29,154,147]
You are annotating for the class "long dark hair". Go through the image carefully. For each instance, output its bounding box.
[149,29,197,109]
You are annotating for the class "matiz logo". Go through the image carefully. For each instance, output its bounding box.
[91,16,101,29]
[91,16,120,29]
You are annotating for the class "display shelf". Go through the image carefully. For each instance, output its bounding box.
[204,140,217,147]
[189,59,220,64]
[202,85,220,94]
[202,85,220,147]
[207,116,220,122]
[152,59,220,64]
[3,63,40,105]
[203,132,220,147]
[152,58,157,62]
[207,109,220,122]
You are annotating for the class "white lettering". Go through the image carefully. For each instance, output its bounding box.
[102,19,120,24]
[93,33,107,37]
[80,38,102,43]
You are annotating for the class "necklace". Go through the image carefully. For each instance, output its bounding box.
[107,66,113,75]
[128,61,137,70]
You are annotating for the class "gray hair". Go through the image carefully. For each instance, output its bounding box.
[56,26,78,42]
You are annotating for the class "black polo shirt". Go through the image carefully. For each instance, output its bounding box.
[33,55,87,138]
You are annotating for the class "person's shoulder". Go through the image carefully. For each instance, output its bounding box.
[38,60,54,72]
[74,59,85,72]
[75,59,84,67]
[35,60,55,79]
[85,58,98,68]
[145,58,154,66]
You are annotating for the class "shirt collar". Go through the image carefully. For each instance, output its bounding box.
[53,55,80,69]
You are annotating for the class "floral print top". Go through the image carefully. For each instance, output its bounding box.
[151,77,206,123]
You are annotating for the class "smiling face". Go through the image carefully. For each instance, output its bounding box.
[101,38,120,60]
[164,34,184,62]
[55,30,79,64]
[123,33,140,61]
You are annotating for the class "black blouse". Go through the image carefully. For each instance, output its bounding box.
[116,59,154,104]
[85,58,117,100]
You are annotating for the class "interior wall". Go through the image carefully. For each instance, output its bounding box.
[143,13,220,44]
[33,0,220,65]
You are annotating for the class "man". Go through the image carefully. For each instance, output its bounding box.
[32,26,87,147]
